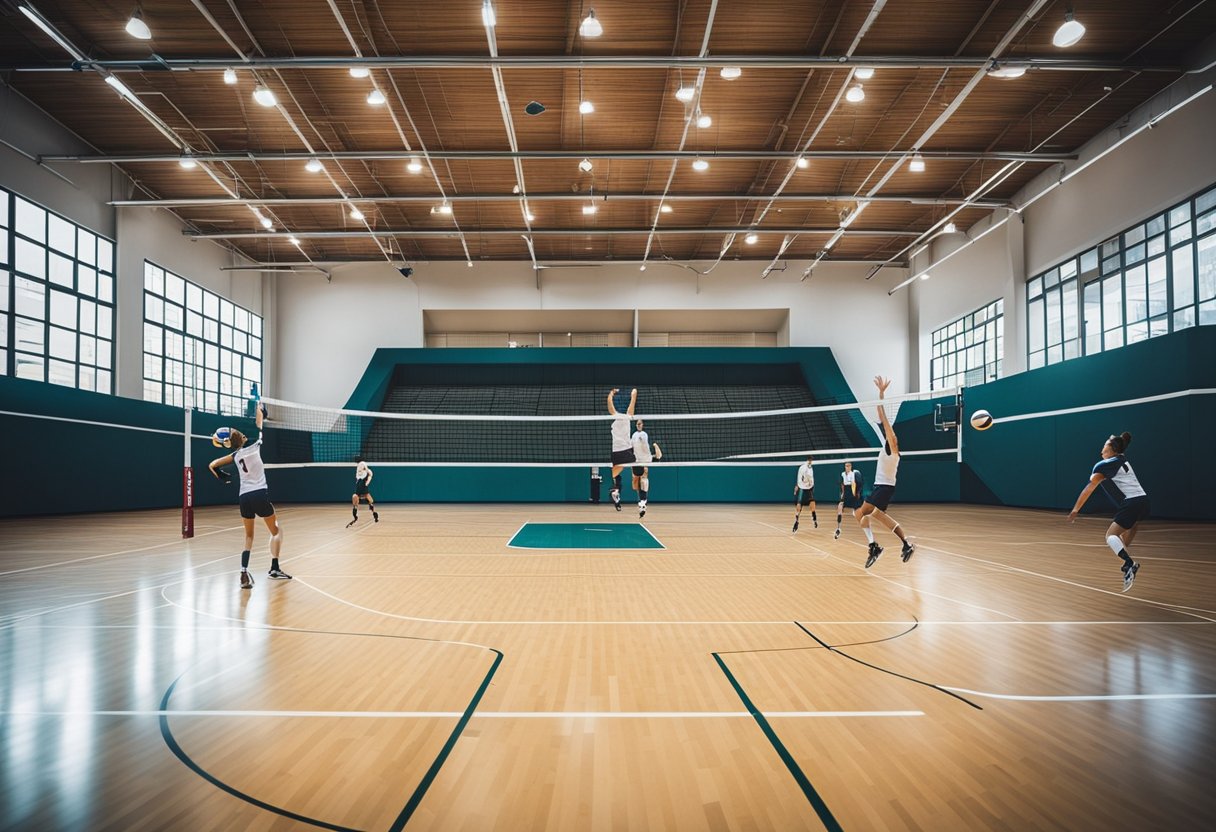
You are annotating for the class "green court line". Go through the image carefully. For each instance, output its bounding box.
[390,648,504,830]
[711,652,844,832]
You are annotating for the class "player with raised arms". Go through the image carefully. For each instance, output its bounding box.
[857,376,915,568]
[792,455,817,532]
[608,387,638,511]
[208,402,290,589]
[834,461,863,539]
[1068,431,1148,592]
[347,456,379,528]
[630,418,662,518]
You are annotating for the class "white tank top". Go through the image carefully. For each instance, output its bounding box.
[611,416,631,451]
[796,462,814,489]
[233,438,268,494]
[631,430,652,463]
[874,444,899,487]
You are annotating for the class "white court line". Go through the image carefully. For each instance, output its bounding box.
[942,688,1216,703]
[0,522,246,577]
[3,709,924,719]
[752,518,1023,622]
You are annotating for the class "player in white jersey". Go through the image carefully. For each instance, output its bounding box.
[792,456,817,532]
[834,461,863,539]
[607,387,638,511]
[208,403,290,589]
[1068,431,1148,592]
[347,456,379,528]
[856,376,915,568]
[630,418,662,518]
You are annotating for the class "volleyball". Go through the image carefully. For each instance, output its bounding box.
[211,426,234,448]
[970,410,994,431]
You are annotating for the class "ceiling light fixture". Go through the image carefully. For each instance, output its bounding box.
[696,112,712,129]
[720,66,742,80]
[349,67,370,79]
[223,68,237,85]
[437,200,453,215]
[691,158,709,172]
[525,212,536,222]
[845,84,865,103]
[18,6,86,60]
[909,153,926,172]
[104,75,136,101]
[578,157,593,173]
[288,236,301,246]
[1053,8,1086,48]
[367,88,387,106]
[125,9,151,40]
[920,272,931,281]
[349,206,365,221]
[481,0,496,27]
[660,204,673,213]
[640,264,647,271]
[675,86,696,104]
[260,216,273,229]
[252,85,277,107]
[305,158,324,173]
[854,67,874,81]
[467,261,474,268]
[796,156,809,169]
[579,8,603,38]
[744,233,758,245]
[579,100,595,114]
[943,222,957,234]
[988,64,1027,79]
[178,155,197,169]
[582,203,598,215]
[407,156,423,173]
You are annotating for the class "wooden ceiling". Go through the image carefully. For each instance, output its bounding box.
[2,0,1212,267]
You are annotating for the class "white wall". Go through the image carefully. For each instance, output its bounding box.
[274,259,910,407]
[908,80,1216,391]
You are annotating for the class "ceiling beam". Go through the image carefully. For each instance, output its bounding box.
[185,227,924,239]
[112,193,1008,208]
[45,149,1075,164]
[17,55,1181,72]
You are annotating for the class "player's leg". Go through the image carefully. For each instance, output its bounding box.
[871,507,914,561]
[792,490,803,532]
[367,492,378,522]
[611,464,624,510]
[834,500,844,539]
[636,467,649,518]
[810,499,818,529]
[264,506,291,580]
[240,516,256,589]
[855,502,883,567]
[1105,519,1139,590]
[348,492,359,527]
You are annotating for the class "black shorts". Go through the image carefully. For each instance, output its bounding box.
[796,488,815,506]
[611,449,636,466]
[840,490,863,510]
[354,482,370,496]
[1112,496,1150,530]
[864,484,896,512]
[239,488,275,519]
[632,465,648,476]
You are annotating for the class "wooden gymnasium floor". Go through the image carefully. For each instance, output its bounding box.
[2,502,1216,831]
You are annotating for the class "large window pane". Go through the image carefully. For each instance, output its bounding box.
[1124,265,1147,323]
[1084,280,1102,354]
[15,317,45,353]
[50,289,76,328]
[1028,298,1045,353]
[1062,281,1078,341]
[15,277,45,319]
[15,353,45,381]
[1199,234,1216,302]
[1173,245,1195,308]
[1147,257,1167,318]
[49,326,76,361]
[48,214,75,256]
[1103,276,1123,329]
[16,238,45,278]
[15,198,46,243]
[0,270,9,313]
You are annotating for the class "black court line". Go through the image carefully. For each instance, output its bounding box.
[793,620,982,710]
[712,619,921,657]
[158,673,361,832]
[712,652,844,832]
[389,648,503,830]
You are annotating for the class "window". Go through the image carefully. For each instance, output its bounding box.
[1,187,115,391]
[930,299,1003,391]
[142,262,262,415]
[1027,182,1216,366]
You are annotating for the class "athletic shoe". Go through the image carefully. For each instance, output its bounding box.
[268,568,293,580]
[612,489,621,511]
[346,518,357,528]
[1121,561,1140,593]
[792,518,799,533]
[240,571,254,590]
[864,543,883,569]
[639,506,646,518]
[813,519,818,529]
[901,542,915,563]
[833,528,841,540]
[372,511,379,523]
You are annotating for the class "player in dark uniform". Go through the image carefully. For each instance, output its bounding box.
[347,457,379,528]
[834,461,863,539]
[1068,431,1149,592]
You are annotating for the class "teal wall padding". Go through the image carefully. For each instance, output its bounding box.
[961,326,1216,520]
[0,375,257,517]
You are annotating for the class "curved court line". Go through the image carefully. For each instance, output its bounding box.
[712,652,844,832]
[713,619,921,657]
[794,621,983,710]
[919,541,1216,622]
[941,687,1216,702]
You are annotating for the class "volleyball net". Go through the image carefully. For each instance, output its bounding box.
[256,389,960,469]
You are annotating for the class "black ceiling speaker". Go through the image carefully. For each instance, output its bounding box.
[524,101,546,116]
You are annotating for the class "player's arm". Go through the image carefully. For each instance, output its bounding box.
[1068,474,1105,521]
[365,467,373,486]
[607,388,619,416]
[874,376,899,455]
[652,442,662,461]
[209,453,234,482]
[626,388,637,417]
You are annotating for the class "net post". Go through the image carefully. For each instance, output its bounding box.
[182,407,194,539]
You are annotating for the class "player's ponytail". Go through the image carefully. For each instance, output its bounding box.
[1109,432,1132,453]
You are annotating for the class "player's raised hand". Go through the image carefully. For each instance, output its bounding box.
[874,376,891,396]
